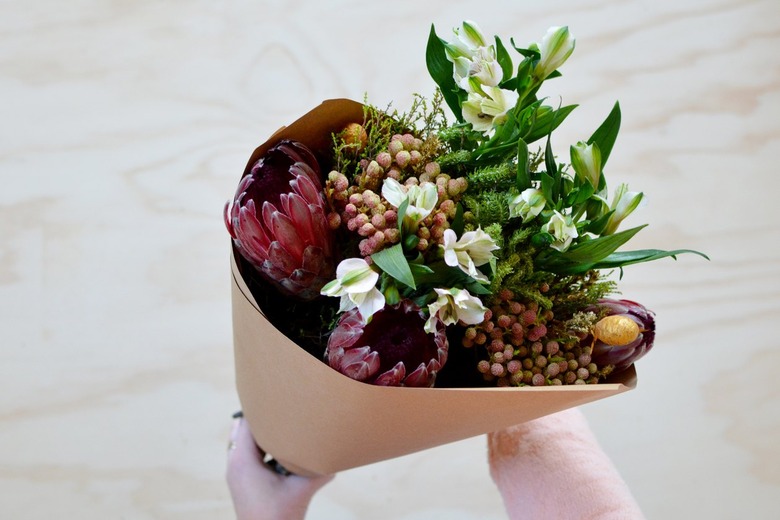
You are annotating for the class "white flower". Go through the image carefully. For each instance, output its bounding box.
[462,85,519,135]
[321,258,385,322]
[381,178,438,228]
[508,188,546,222]
[534,26,575,80]
[444,21,503,92]
[604,183,644,235]
[442,228,499,283]
[452,47,503,91]
[425,287,488,333]
[542,210,578,252]
[444,20,489,59]
[570,141,601,188]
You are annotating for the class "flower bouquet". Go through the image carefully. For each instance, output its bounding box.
[226,22,706,476]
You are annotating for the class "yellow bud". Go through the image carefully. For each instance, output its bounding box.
[342,123,367,152]
[593,315,640,346]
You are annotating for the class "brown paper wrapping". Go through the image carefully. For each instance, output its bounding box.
[230,99,637,476]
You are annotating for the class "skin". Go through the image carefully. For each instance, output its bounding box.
[227,409,642,519]
[226,416,334,520]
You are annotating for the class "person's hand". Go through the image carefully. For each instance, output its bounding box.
[226,413,334,520]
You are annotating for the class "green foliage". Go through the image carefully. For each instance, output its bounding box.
[587,102,621,168]
[437,149,473,172]
[371,243,416,289]
[466,162,515,192]
[507,226,535,252]
[484,223,504,248]
[426,25,464,120]
[332,93,449,180]
[462,191,509,229]
[546,271,617,316]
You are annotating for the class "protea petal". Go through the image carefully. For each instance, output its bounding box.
[290,161,322,190]
[225,140,335,300]
[291,174,324,207]
[266,242,298,276]
[237,201,271,250]
[277,141,319,175]
[326,301,449,387]
[327,313,364,350]
[289,268,316,285]
[374,362,406,386]
[300,246,326,276]
[268,208,305,260]
[340,347,381,381]
[283,193,317,246]
[308,203,332,257]
[404,363,431,387]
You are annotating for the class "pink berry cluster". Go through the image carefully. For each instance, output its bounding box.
[463,288,608,386]
[325,128,468,258]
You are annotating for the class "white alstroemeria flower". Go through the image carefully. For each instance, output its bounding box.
[381,178,438,227]
[462,85,519,135]
[444,22,502,93]
[604,183,644,235]
[570,141,602,188]
[321,258,385,322]
[424,287,488,333]
[444,20,489,59]
[542,210,579,252]
[534,26,575,80]
[442,228,500,283]
[452,46,503,91]
[508,188,546,222]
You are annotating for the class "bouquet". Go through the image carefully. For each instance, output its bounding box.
[225,21,706,475]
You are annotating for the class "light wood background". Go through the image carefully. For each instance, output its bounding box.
[1,0,778,518]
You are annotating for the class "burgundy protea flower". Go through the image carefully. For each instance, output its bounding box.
[326,300,449,387]
[587,299,656,372]
[224,140,335,300]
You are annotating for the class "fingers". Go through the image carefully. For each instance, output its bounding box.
[226,412,335,486]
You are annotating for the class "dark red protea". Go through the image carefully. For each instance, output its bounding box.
[587,299,656,372]
[326,300,449,387]
[224,140,335,300]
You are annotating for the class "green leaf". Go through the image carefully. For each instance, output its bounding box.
[531,232,554,248]
[510,38,539,60]
[588,101,621,167]
[412,260,489,291]
[465,281,492,295]
[516,138,531,190]
[426,25,463,121]
[565,182,595,207]
[451,203,465,236]
[409,263,434,276]
[515,57,533,95]
[544,136,559,201]
[540,171,555,204]
[495,36,514,82]
[561,225,647,264]
[535,225,649,274]
[371,244,416,290]
[524,104,578,143]
[592,249,710,269]
[585,209,615,235]
[397,197,409,234]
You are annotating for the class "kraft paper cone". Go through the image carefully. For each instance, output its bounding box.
[232,252,636,476]
[229,99,637,476]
